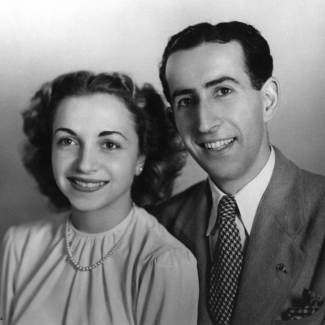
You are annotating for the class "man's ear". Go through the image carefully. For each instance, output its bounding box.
[262,77,280,123]
[167,106,177,130]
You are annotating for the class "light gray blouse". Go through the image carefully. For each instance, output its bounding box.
[0,206,199,325]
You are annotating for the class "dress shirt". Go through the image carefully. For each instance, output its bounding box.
[207,147,275,259]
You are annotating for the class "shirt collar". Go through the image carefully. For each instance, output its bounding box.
[206,146,275,236]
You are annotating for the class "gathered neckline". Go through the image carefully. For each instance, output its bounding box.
[67,207,135,238]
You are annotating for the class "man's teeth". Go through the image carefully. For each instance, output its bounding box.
[204,138,234,150]
[74,180,106,188]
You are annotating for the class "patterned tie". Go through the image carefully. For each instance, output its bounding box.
[209,195,243,325]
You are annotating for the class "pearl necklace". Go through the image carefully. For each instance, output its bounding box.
[65,209,134,271]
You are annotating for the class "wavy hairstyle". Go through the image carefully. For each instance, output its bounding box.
[22,71,187,209]
[159,21,273,103]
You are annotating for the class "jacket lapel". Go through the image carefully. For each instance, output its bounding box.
[180,180,211,258]
[232,148,306,324]
[177,180,215,324]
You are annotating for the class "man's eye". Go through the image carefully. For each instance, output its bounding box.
[177,98,193,108]
[215,87,232,96]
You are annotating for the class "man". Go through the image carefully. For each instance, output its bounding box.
[149,22,325,324]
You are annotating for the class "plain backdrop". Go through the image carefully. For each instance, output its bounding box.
[1,0,325,242]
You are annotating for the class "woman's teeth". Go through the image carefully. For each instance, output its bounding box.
[74,180,106,188]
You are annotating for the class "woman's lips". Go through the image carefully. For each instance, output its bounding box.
[67,177,109,192]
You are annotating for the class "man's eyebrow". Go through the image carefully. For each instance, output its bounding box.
[171,77,240,102]
[171,89,196,102]
[204,77,240,88]
[54,128,76,136]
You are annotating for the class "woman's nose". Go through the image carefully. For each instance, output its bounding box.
[76,146,99,173]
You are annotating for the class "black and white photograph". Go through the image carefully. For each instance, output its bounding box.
[1,0,325,324]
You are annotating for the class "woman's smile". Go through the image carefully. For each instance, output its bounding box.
[67,177,109,192]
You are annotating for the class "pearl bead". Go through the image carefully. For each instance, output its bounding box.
[64,209,134,271]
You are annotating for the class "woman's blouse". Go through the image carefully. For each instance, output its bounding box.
[0,206,199,325]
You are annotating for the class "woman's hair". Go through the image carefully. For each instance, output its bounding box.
[22,71,187,209]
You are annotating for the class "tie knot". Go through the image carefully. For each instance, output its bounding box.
[218,195,237,218]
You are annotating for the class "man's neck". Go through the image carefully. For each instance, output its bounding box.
[212,146,272,196]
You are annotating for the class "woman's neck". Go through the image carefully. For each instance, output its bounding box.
[70,200,133,234]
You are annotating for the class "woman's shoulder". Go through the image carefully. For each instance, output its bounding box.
[133,206,197,267]
[2,214,66,253]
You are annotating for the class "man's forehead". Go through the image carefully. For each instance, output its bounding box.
[165,41,246,90]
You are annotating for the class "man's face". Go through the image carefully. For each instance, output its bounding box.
[166,41,273,193]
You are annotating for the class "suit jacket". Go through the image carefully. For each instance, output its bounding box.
[148,147,325,325]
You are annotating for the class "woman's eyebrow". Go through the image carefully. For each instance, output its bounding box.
[54,129,128,141]
[54,128,76,136]
[99,131,127,140]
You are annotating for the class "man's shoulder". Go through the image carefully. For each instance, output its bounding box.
[145,179,209,230]
[299,164,325,187]
[274,146,325,194]
[147,180,207,214]
[163,180,208,207]
[272,147,325,217]
[298,168,325,207]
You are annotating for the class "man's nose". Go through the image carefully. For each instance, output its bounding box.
[196,100,222,133]
[76,146,99,173]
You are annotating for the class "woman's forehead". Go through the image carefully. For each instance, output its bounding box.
[53,93,137,136]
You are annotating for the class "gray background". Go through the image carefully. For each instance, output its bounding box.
[1,0,325,242]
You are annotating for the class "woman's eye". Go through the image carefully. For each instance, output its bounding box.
[58,138,75,146]
[103,141,119,150]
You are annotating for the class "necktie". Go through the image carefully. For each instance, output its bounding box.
[209,195,243,325]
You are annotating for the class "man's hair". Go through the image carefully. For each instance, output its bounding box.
[159,21,273,103]
[22,71,186,209]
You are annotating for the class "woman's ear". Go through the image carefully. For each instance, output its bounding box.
[262,77,280,123]
[135,154,146,176]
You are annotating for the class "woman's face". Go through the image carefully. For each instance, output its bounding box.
[51,93,145,215]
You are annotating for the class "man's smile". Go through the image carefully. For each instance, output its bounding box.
[200,138,235,151]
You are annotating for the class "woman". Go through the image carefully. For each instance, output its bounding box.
[0,71,199,324]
